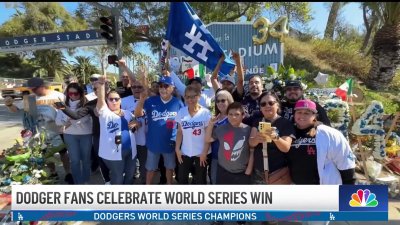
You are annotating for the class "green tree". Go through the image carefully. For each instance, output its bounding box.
[324,2,347,40]
[365,2,400,90]
[71,56,99,84]
[76,2,267,54]
[265,2,313,29]
[360,3,381,55]
[0,53,39,78]
[0,2,88,79]
[30,50,68,81]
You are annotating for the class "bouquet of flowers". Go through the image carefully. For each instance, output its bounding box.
[0,129,65,194]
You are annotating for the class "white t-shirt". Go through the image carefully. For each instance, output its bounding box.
[121,95,147,146]
[15,90,65,135]
[176,106,211,157]
[98,106,137,161]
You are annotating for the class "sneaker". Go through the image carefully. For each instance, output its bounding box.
[64,173,74,184]
[104,181,111,185]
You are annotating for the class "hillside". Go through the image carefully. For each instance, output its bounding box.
[283,36,400,114]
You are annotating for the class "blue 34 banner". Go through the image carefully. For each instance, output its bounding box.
[166,2,235,76]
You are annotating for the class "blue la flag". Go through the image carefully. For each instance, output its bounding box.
[166,2,235,76]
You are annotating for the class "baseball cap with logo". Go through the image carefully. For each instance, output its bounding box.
[159,76,175,86]
[294,99,318,113]
[220,75,235,85]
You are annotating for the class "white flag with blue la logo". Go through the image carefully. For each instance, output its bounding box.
[166,2,235,76]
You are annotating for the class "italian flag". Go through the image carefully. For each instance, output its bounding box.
[335,78,353,101]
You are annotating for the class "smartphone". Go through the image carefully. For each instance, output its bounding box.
[258,122,272,143]
[108,55,119,67]
[54,101,66,109]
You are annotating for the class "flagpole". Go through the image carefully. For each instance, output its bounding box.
[347,83,370,183]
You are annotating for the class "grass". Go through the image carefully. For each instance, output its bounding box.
[283,36,399,115]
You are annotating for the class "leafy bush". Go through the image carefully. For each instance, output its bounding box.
[311,39,370,80]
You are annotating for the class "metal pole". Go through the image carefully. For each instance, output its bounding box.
[112,7,123,80]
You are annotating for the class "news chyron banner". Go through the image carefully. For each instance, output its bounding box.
[12,185,388,222]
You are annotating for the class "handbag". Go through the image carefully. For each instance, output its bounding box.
[268,166,292,184]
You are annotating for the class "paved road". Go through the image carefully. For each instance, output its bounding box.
[0,98,23,150]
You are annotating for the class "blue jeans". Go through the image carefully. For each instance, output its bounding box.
[211,158,218,185]
[64,134,93,184]
[145,150,176,171]
[103,150,137,185]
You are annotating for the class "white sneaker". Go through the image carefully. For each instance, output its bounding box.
[105,181,111,185]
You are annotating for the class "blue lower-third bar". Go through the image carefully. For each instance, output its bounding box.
[12,210,388,222]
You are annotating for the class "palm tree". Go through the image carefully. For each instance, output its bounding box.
[324,2,348,40]
[71,56,99,84]
[31,50,68,80]
[365,2,400,90]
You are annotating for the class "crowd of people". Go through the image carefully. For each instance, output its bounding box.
[4,54,356,224]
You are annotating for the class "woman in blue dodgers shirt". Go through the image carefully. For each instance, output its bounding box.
[96,75,139,185]
[135,75,184,185]
[288,99,356,225]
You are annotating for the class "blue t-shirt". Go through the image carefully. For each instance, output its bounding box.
[144,96,184,153]
[211,117,229,159]
[120,115,131,152]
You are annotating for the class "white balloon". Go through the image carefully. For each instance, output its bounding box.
[314,72,329,85]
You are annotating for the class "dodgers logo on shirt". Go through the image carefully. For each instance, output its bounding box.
[292,137,316,148]
[107,121,119,133]
[151,110,177,121]
[181,121,205,129]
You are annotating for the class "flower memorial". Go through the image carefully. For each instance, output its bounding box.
[0,129,66,194]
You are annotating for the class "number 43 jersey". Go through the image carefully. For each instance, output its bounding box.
[176,106,211,157]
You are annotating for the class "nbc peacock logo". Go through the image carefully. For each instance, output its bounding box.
[349,189,378,207]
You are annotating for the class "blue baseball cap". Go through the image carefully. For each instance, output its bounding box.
[158,76,175,86]
[220,75,235,85]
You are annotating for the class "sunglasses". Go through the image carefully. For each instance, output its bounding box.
[159,84,170,89]
[216,99,227,104]
[260,101,276,107]
[68,92,80,97]
[131,85,143,89]
[90,78,98,82]
[107,97,121,102]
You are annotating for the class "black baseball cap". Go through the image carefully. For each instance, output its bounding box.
[284,80,303,90]
[187,77,203,86]
[27,77,48,88]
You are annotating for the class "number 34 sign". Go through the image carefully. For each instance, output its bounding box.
[252,16,289,45]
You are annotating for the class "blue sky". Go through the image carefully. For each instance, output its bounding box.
[0,2,364,72]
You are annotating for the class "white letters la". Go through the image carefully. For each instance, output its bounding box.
[183,24,214,62]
